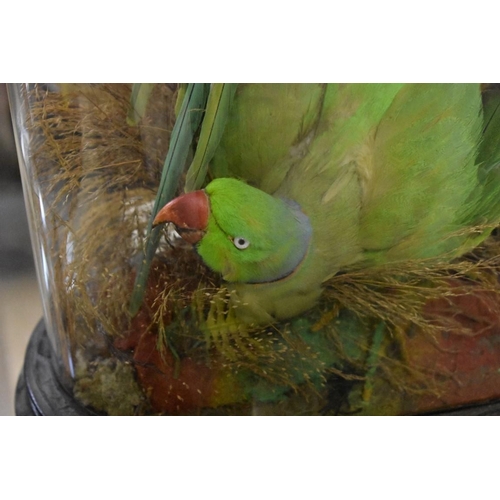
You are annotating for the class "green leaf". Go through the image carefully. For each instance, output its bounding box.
[129,83,210,316]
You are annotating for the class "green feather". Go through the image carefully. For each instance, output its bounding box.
[466,85,500,231]
[210,83,327,193]
[359,84,483,262]
[184,84,238,192]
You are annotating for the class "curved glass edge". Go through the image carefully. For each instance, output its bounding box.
[7,83,73,378]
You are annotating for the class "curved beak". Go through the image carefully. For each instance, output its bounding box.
[152,190,209,245]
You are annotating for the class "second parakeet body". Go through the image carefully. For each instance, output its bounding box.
[153,84,500,326]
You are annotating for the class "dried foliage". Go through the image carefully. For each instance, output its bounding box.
[24,84,176,346]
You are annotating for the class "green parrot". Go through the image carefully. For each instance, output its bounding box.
[151,83,500,326]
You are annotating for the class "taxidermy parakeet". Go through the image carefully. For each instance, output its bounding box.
[151,83,500,326]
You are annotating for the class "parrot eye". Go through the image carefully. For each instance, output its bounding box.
[233,236,250,250]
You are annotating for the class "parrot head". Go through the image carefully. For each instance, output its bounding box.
[153,178,312,284]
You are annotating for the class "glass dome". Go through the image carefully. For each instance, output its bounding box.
[9,83,500,415]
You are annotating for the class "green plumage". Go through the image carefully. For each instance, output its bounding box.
[148,84,500,326]
[187,84,500,324]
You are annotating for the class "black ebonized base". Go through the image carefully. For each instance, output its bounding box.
[15,319,91,416]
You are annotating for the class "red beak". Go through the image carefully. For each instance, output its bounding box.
[153,190,209,245]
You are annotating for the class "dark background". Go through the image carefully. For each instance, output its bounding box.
[0,83,34,278]
[0,83,41,416]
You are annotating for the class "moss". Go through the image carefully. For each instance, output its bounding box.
[73,351,150,416]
